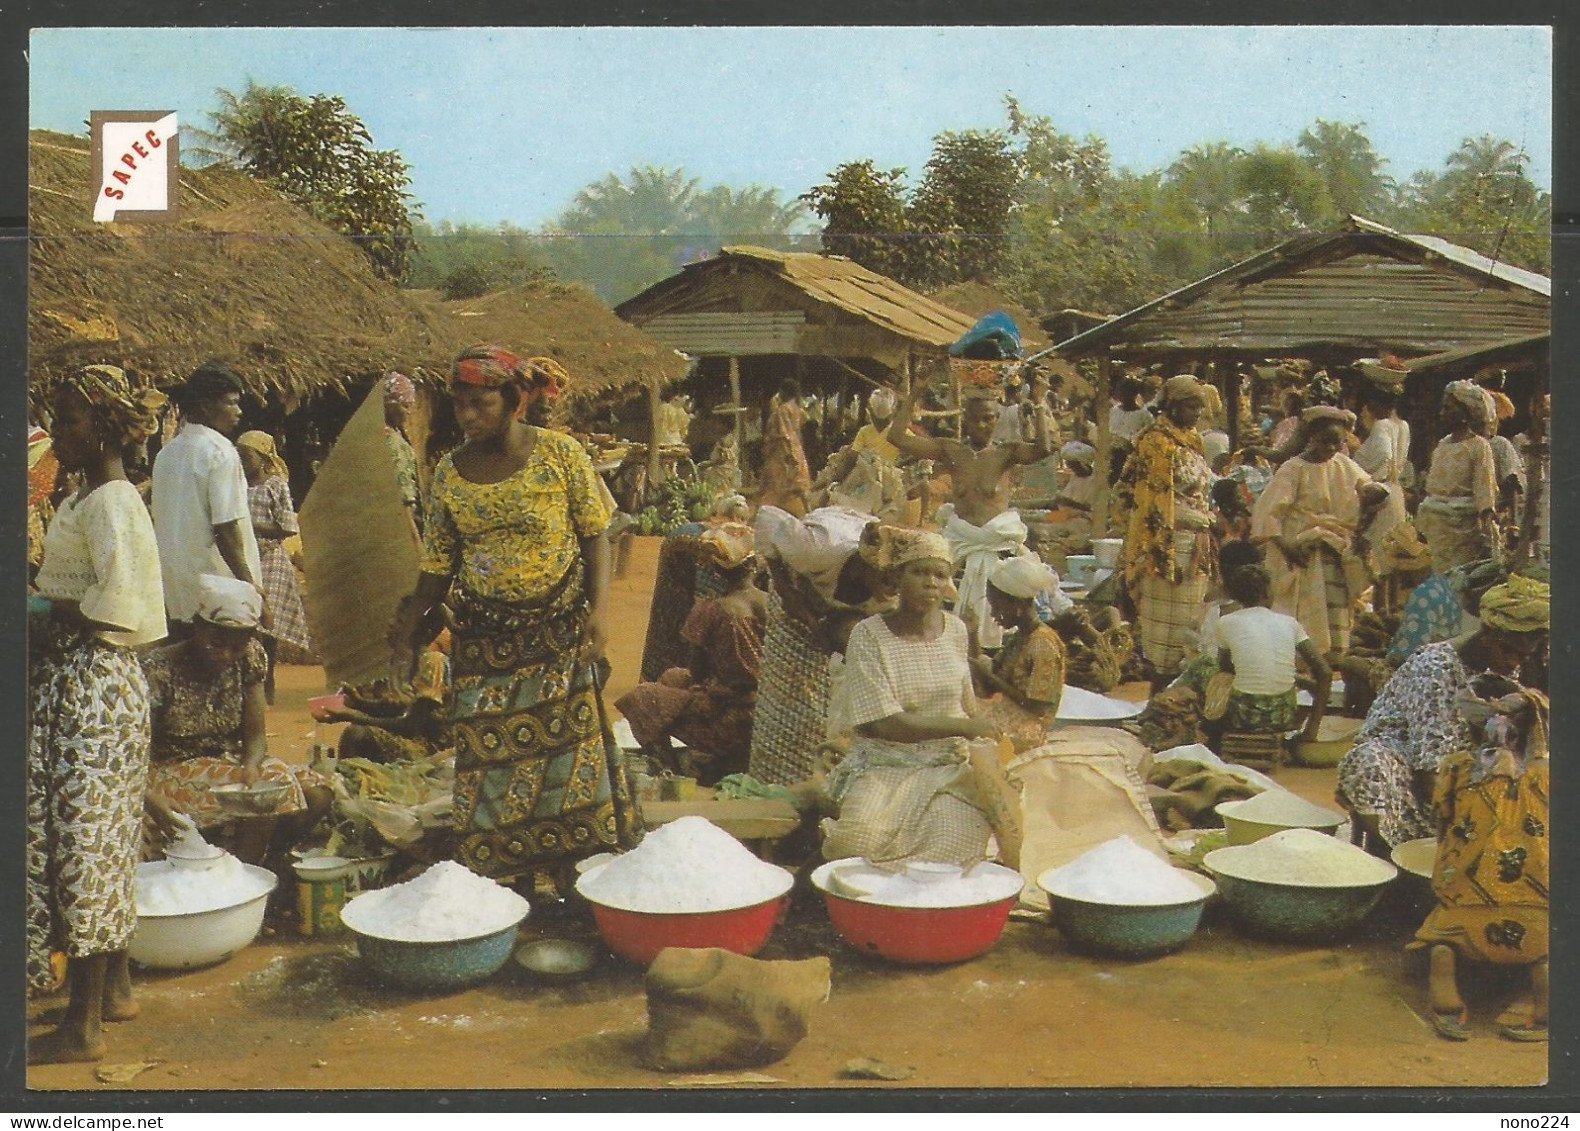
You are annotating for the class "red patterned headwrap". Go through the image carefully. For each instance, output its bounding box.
[450,345,571,418]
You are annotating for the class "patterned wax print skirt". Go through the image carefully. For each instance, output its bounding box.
[447,577,637,880]
[27,634,150,990]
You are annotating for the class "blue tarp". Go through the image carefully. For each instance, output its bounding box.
[947,310,1023,360]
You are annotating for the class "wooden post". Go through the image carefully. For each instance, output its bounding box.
[1225,353,1241,456]
[646,375,663,492]
[1092,353,1113,536]
[950,364,963,440]
[729,355,744,460]
[1513,372,1548,567]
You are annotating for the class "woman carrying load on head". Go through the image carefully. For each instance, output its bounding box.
[1336,575,1549,852]
[394,345,637,899]
[1417,381,1499,574]
[27,365,167,1064]
[820,530,1005,866]
[1115,375,1217,686]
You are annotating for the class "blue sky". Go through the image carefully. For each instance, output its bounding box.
[30,25,1552,229]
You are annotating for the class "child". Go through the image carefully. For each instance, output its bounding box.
[236,432,313,702]
[1215,563,1330,741]
[1411,678,1548,1042]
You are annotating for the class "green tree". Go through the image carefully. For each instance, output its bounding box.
[192,81,418,281]
[408,219,556,293]
[1238,143,1330,244]
[1394,135,1550,273]
[540,166,808,303]
[1297,119,1392,219]
[801,159,911,279]
[1164,141,1248,253]
[906,129,1022,287]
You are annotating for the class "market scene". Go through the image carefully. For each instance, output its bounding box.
[22,26,1554,1094]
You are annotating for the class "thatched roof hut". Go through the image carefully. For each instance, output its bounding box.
[28,128,447,412]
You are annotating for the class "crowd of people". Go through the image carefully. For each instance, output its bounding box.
[26,342,1551,1063]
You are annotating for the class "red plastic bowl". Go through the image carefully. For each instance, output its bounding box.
[584,894,790,966]
[810,860,1022,965]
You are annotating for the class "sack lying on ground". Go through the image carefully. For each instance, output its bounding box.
[645,948,831,1070]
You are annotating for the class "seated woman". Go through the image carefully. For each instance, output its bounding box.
[143,574,333,866]
[1336,574,1548,852]
[972,556,1066,753]
[320,649,452,764]
[820,531,1002,865]
[1214,564,1330,742]
[1337,523,1457,714]
[616,524,767,786]
[1410,677,1548,1042]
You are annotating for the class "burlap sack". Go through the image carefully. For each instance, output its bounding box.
[644,948,831,1070]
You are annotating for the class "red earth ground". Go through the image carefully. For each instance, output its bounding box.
[27,537,1547,1093]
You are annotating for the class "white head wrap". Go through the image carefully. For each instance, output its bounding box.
[868,388,897,419]
[1060,441,1096,464]
[194,574,263,628]
[988,554,1060,601]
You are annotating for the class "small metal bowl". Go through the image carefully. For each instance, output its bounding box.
[514,937,599,981]
[211,782,291,816]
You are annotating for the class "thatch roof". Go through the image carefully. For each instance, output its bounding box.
[28,129,448,409]
[414,283,692,414]
[1055,216,1550,360]
[926,281,1051,352]
[616,245,976,367]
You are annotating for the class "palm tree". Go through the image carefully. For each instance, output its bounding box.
[1296,119,1393,219]
[1164,141,1247,247]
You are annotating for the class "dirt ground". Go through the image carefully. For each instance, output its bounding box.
[27,537,1548,1093]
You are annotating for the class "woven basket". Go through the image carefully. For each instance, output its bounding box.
[1220,732,1285,771]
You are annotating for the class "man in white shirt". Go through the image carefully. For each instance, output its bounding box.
[151,362,267,633]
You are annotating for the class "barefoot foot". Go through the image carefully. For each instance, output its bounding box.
[27,1027,105,1065]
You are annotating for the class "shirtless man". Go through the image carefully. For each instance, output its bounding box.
[888,382,1055,648]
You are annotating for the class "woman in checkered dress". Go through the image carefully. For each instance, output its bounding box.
[236,432,313,694]
[820,530,1000,865]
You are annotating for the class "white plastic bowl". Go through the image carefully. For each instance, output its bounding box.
[1090,538,1124,570]
[129,863,277,969]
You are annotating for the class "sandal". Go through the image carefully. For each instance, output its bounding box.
[1430,1006,1471,1041]
[1499,1021,1548,1043]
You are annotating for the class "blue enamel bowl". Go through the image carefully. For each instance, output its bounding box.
[1039,870,1216,958]
[345,919,526,991]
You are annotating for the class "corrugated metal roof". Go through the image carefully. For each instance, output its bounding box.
[617,245,975,350]
[1057,216,1550,357]
[1404,332,1550,374]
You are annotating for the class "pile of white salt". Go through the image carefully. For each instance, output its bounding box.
[135,856,274,917]
[341,860,529,942]
[1206,828,1396,888]
[577,816,791,913]
[1039,836,1205,906]
[1222,789,1342,828]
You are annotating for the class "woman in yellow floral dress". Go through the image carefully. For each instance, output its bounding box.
[396,345,636,894]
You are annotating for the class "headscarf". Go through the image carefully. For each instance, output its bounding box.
[1306,369,1343,408]
[888,528,952,569]
[711,494,750,520]
[236,431,289,481]
[1161,375,1206,406]
[382,371,417,408]
[1301,405,1356,428]
[28,427,57,508]
[868,388,897,420]
[1478,574,1550,634]
[194,574,263,629]
[1445,380,1495,428]
[451,345,572,416]
[173,361,244,406]
[1060,440,1096,465]
[1379,522,1433,574]
[60,364,167,450]
[1446,558,1505,598]
[696,522,755,571]
[988,555,1059,601]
